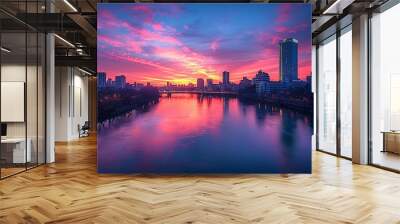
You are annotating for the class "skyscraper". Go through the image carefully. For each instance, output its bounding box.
[106,78,113,87]
[115,75,126,88]
[98,72,107,88]
[206,79,213,87]
[253,70,271,95]
[279,38,298,82]
[222,71,230,85]
[197,78,205,89]
[239,76,252,89]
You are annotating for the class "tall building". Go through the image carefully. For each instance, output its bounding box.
[98,72,106,88]
[106,78,113,87]
[306,75,312,92]
[206,79,213,87]
[197,78,205,89]
[222,71,230,85]
[279,38,298,82]
[115,75,126,88]
[239,76,252,89]
[253,70,271,95]
[269,81,285,92]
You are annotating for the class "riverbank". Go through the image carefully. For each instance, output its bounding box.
[97,86,160,123]
[238,94,313,114]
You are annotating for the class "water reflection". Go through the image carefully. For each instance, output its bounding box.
[98,94,312,173]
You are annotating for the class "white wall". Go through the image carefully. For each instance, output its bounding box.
[1,64,26,138]
[55,66,70,141]
[55,67,89,141]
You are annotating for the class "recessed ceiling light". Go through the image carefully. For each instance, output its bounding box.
[54,34,75,48]
[1,47,11,53]
[322,0,353,15]
[63,0,78,12]
[78,67,93,76]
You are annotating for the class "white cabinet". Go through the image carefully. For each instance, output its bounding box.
[1,138,32,163]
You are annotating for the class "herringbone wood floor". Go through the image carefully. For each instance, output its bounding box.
[1,135,400,224]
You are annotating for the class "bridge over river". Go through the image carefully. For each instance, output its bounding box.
[159,90,238,96]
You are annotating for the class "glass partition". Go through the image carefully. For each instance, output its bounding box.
[316,25,353,159]
[317,35,337,154]
[1,30,28,177]
[339,26,352,158]
[0,1,46,179]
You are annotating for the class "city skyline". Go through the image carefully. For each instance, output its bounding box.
[98,69,312,89]
[98,4,311,86]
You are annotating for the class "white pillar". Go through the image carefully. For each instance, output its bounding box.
[46,33,55,163]
[352,14,369,164]
[55,67,73,141]
[45,1,55,163]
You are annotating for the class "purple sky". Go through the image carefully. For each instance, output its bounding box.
[98,4,311,86]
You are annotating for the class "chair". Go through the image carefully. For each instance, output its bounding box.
[78,121,90,138]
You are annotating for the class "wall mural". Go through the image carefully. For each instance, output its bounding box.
[97,3,313,173]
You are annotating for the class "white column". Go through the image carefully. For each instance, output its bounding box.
[55,67,73,141]
[45,0,55,163]
[46,33,55,163]
[352,14,369,164]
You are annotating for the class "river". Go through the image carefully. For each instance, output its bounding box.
[98,93,312,173]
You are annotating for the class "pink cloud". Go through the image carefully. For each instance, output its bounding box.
[257,32,282,46]
[276,4,292,24]
[298,59,311,80]
[152,46,215,75]
[130,5,152,14]
[98,35,124,48]
[275,26,295,34]
[115,20,181,46]
[99,15,181,47]
[98,12,214,83]
[230,57,280,81]
[129,5,154,23]
[210,39,219,51]
[98,34,144,54]
[127,40,142,53]
[99,7,182,48]
[152,23,165,31]
[98,9,113,21]
[100,51,176,76]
